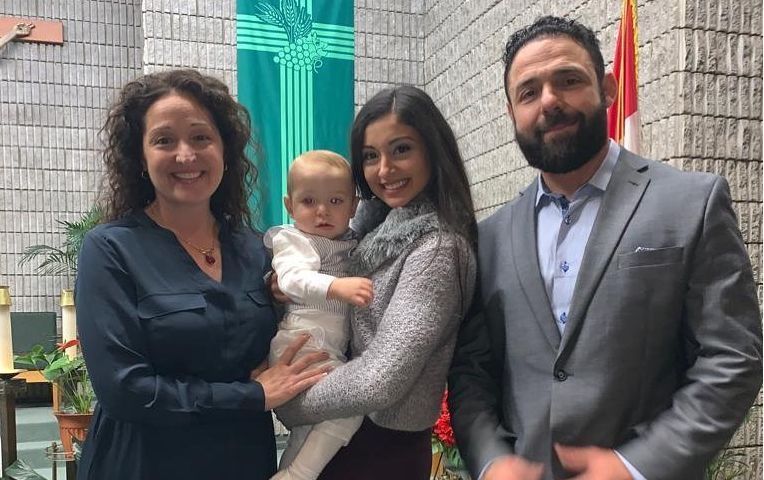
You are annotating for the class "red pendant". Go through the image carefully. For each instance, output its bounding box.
[204,254,216,265]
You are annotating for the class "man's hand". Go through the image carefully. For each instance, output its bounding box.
[483,455,543,480]
[328,277,373,307]
[555,444,633,480]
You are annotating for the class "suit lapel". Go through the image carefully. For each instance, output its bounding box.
[510,180,561,350]
[558,150,650,357]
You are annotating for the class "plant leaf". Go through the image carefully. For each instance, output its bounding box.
[3,458,48,479]
[253,2,285,28]
[14,344,48,369]
[60,206,103,275]
[706,447,751,479]
[18,245,72,276]
[44,350,59,365]
[445,447,463,468]
[18,206,102,277]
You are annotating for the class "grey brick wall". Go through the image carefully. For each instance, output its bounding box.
[354,0,425,110]
[424,0,533,218]
[141,0,237,95]
[670,0,763,473]
[0,0,143,313]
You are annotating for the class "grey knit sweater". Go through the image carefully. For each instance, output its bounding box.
[276,198,476,431]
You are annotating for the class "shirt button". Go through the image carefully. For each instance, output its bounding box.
[555,369,568,381]
[564,215,572,225]
[560,261,570,273]
[559,312,568,324]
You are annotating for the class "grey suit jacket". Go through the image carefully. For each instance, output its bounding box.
[449,149,762,480]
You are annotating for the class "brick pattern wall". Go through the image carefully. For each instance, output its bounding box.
[141,0,238,95]
[667,0,763,473]
[426,1,516,219]
[354,0,425,110]
[0,0,143,314]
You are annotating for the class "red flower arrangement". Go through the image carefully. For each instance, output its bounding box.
[433,391,456,447]
[432,389,464,472]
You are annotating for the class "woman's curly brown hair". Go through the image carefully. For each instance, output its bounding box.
[100,69,258,228]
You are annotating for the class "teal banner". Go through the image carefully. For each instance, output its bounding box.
[237,0,355,228]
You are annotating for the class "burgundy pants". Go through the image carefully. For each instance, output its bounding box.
[318,417,432,480]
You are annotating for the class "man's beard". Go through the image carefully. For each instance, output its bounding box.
[515,100,608,174]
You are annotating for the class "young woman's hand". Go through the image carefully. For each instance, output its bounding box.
[255,334,331,410]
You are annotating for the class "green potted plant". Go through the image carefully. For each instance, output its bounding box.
[17,207,102,457]
[15,339,94,414]
[15,339,95,458]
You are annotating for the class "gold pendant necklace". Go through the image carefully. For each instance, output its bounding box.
[179,238,217,265]
[148,203,218,265]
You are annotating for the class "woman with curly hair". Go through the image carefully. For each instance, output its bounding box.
[76,69,328,480]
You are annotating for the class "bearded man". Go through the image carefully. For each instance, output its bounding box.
[448,16,762,480]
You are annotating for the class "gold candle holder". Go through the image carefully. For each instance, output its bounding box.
[0,286,14,372]
[60,289,75,307]
[0,286,11,307]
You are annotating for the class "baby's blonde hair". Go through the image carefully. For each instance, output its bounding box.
[287,150,353,195]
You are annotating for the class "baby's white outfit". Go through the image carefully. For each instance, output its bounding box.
[265,225,363,480]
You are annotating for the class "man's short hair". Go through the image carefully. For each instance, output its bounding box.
[503,16,605,102]
[287,150,352,195]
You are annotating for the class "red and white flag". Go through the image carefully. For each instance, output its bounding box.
[607,0,641,154]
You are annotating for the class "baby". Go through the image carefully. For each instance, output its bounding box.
[266,150,372,480]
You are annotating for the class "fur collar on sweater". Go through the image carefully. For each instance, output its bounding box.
[349,198,440,275]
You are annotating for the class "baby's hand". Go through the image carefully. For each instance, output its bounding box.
[328,277,373,307]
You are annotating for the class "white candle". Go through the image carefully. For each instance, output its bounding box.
[0,286,13,372]
[60,289,77,359]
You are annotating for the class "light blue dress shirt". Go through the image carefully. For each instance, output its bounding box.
[534,139,646,480]
[535,140,618,335]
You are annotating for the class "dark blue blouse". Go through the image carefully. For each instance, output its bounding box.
[75,211,278,480]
